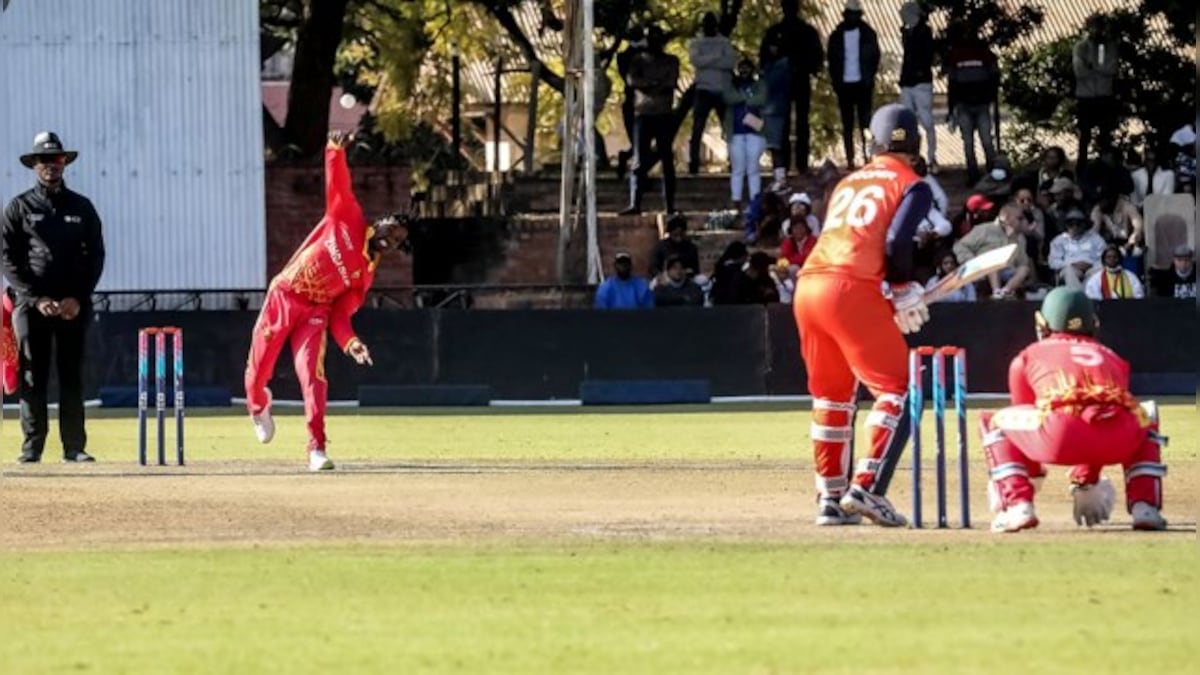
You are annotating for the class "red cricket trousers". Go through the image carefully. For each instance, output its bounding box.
[244,287,330,450]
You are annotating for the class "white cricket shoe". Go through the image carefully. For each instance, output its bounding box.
[991,501,1039,533]
[251,388,275,444]
[1130,502,1167,531]
[308,450,335,472]
[815,496,863,526]
[839,485,908,528]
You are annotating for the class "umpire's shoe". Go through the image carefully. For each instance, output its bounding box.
[63,451,96,463]
[17,451,42,463]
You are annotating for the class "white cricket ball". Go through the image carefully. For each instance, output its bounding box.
[339,93,357,109]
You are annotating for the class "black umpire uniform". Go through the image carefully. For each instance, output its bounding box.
[1,132,105,463]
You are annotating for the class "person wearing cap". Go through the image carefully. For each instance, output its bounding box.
[1073,14,1119,171]
[980,287,1169,532]
[594,252,654,309]
[782,192,820,238]
[650,213,700,278]
[1,132,106,464]
[1045,175,1084,238]
[1084,244,1145,300]
[1149,244,1196,298]
[794,103,934,527]
[953,202,1034,299]
[827,0,880,169]
[1047,207,1106,290]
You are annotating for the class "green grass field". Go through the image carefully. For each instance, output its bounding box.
[1,403,1196,673]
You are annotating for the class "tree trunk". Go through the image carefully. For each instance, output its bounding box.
[283,0,351,157]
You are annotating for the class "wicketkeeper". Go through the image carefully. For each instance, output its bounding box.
[245,131,410,471]
[981,287,1168,532]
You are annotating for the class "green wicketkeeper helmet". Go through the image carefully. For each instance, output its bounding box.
[1036,287,1098,337]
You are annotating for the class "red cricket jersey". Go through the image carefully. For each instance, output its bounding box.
[1,292,15,395]
[271,146,378,350]
[801,154,923,283]
[1008,333,1144,422]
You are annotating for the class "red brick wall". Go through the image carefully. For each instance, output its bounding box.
[264,164,414,287]
[489,215,664,284]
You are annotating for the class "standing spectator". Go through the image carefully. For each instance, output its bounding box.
[953,203,1032,298]
[760,0,825,174]
[827,0,880,169]
[782,192,821,237]
[1,132,106,463]
[595,251,654,309]
[653,255,705,307]
[925,252,977,302]
[898,1,936,172]
[760,38,792,190]
[945,22,999,185]
[1130,146,1176,210]
[1047,208,1106,290]
[1085,245,1145,300]
[650,213,701,277]
[688,12,735,175]
[723,57,768,214]
[1073,14,1119,171]
[621,26,680,216]
[1149,244,1196,298]
[615,26,646,180]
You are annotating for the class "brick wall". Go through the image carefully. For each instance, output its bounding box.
[264,164,414,287]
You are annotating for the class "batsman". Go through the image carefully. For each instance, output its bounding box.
[981,287,1168,532]
[794,104,933,527]
[245,131,410,471]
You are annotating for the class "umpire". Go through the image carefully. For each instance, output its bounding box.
[1,132,106,463]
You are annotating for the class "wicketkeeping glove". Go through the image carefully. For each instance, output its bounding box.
[1070,478,1116,528]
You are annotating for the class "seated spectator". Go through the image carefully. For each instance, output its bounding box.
[1148,244,1196,298]
[1085,244,1145,300]
[710,241,750,304]
[972,153,1014,203]
[925,250,977,302]
[594,251,654,308]
[1033,146,1075,195]
[1048,208,1106,290]
[951,193,996,239]
[1081,147,1134,204]
[1130,145,1175,209]
[914,155,952,237]
[779,215,817,268]
[1045,176,1084,239]
[1169,123,1196,192]
[952,202,1033,298]
[782,192,821,237]
[744,188,788,244]
[651,214,701,277]
[737,251,781,304]
[1014,186,1049,281]
[653,255,705,307]
[1090,190,1144,268]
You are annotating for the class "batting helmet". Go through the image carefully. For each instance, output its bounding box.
[868,104,921,156]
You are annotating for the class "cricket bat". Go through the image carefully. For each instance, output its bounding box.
[925,243,1018,305]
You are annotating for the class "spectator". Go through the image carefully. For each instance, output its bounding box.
[1149,244,1196,298]
[972,154,1014,203]
[653,255,705,307]
[710,241,750,304]
[1130,146,1176,209]
[782,192,821,237]
[1045,176,1084,240]
[913,157,952,281]
[779,212,817,268]
[760,37,792,189]
[744,187,788,244]
[723,57,768,214]
[945,22,999,185]
[1047,208,1106,290]
[1081,147,1134,205]
[760,0,824,174]
[1073,14,1119,171]
[952,193,996,239]
[615,26,647,180]
[621,26,680,216]
[925,251,977,302]
[1085,245,1145,300]
[827,0,880,168]
[953,202,1033,298]
[1,132,106,463]
[688,12,735,175]
[1169,124,1196,192]
[594,251,654,308]
[1034,146,1075,196]
[737,251,782,304]
[1090,190,1144,254]
[651,213,701,277]
[1014,187,1049,280]
[899,1,937,172]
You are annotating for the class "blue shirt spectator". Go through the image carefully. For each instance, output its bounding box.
[595,252,654,309]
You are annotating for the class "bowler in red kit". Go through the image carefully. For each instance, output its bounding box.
[981,287,1168,532]
[245,132,410,471]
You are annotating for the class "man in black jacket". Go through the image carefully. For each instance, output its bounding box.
[1,132,106,463]
[899,1,936,172]
[827,0,881,169]
[760,0,825,174]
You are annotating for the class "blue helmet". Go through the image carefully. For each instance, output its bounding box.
[869,103,921,155]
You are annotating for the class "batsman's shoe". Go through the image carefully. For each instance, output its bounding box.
[839,485,908,527]
[1130,502,1167,531]
[815,496,863,526]
[251,388,275,444]
[990,501,1038,533]
[308,450,335,472]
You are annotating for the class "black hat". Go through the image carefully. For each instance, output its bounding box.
[20,131,78,169]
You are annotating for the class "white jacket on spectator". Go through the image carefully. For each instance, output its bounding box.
[1084,267,1145,300]
[916,174,952,237]
[1130,166,1175,209]
[1048,230,1106,271]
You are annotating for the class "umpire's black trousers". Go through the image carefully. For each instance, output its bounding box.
[12,303,89,458]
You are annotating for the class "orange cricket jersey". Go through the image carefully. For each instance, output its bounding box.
[800,154,923,283]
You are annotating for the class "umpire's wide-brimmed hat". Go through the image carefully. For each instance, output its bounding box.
[19,131,78,168]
